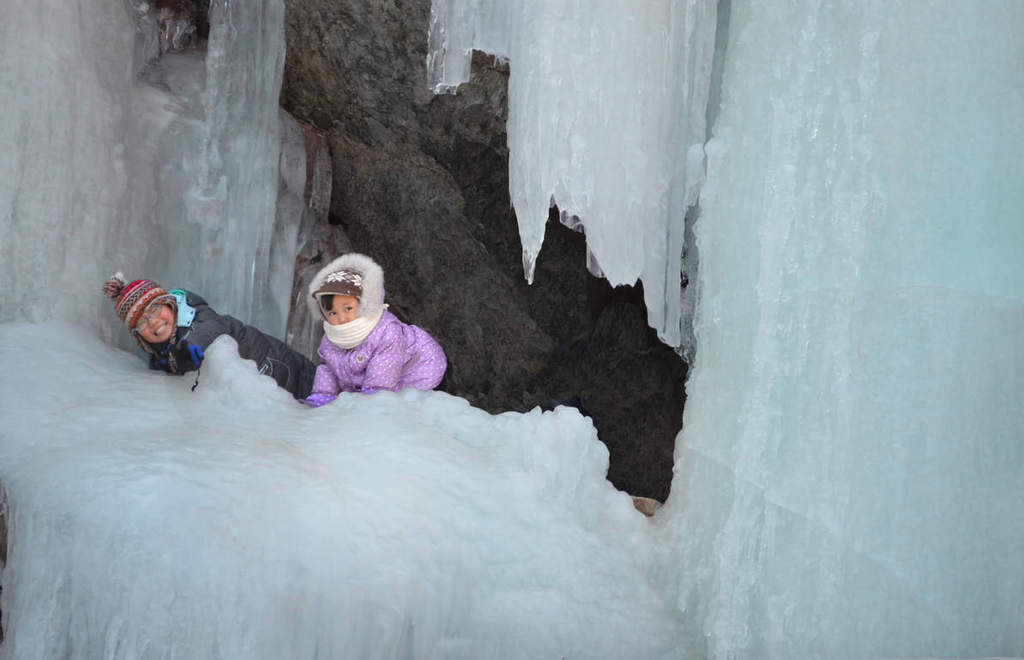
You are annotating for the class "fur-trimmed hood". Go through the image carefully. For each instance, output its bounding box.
[307,253,385,320]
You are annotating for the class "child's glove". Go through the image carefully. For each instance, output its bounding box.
[303,393,336,408]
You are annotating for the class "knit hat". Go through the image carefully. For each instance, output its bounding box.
[102,272,176,331]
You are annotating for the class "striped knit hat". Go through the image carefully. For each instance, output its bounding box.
[102,272,176,331]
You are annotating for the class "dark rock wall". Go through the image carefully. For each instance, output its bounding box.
[281,0,685,501]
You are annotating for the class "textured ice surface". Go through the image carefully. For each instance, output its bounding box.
[276,110,334,357]
[427,0,718,347]
[0,323,679,659]
[667,1,1024,658]
[0,0,138,332]
[185,0,286,334]
[0,0,289,342]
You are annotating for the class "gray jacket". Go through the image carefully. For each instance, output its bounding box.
[145,290,315,400]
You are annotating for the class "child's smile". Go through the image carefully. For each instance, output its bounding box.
[135,303,176,343]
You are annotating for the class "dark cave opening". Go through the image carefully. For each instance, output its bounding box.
[523,208,688,503]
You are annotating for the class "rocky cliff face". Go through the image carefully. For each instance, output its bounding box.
[280,0,685,501]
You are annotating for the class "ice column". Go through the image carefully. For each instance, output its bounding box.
[427,0,718,347]
[666,2,1024,658]
[174,0,287,334]
[0,0,288,341]
[0,0,139,333]
[276,110,334,355]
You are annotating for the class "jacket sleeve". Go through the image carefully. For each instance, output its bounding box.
[165,304,227,374]
[305,362,341,407]
[361,324,408,394]
[182,304,232,352]
[148,353,172,373]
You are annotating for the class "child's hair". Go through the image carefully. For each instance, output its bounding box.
[318,294,335,314]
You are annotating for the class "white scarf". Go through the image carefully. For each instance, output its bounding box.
[322,306,385,349]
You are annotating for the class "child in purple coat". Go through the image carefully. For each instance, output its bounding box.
[304,253,447,407]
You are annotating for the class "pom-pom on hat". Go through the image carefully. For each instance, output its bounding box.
[103,271,175,331]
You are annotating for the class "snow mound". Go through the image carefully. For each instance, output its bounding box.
[0,322,680,659]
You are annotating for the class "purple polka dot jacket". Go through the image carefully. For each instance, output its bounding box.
[304,310,447,406]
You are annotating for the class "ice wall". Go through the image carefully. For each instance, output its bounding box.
[427,0,717,347]
[665,1,1024,658]
[0,0,289,342]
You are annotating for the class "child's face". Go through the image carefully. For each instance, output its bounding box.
[325,295,359,325]
[135,303,176,343]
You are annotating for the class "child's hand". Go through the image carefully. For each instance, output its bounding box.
[303,393,336,408]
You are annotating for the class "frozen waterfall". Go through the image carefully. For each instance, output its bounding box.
[0,0,290,344]
[427,0,717,348]
[429,0,1024,657]
[2,0,1024,658]
[667,2,1024,657]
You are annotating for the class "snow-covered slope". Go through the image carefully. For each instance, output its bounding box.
[0,323,679,659]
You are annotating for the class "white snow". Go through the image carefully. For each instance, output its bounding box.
[0,324,679,659]
[427,0,718,347]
